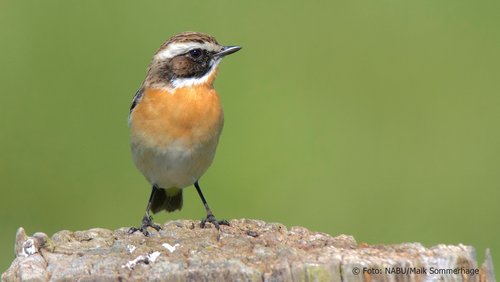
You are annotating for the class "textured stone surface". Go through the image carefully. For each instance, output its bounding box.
[1,219,495,281]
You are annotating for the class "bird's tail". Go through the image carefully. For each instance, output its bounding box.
[150,187,183,213]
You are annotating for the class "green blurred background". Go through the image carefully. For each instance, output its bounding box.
[1,0,499,276]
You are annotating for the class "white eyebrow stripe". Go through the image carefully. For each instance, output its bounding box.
[155,42,221,60]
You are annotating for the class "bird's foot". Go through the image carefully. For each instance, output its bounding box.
[128,214,161,236]
[200,213,229,230]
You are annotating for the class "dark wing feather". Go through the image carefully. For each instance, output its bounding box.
[129,88,144,114]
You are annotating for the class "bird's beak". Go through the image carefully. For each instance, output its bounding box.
[215,46,242,58]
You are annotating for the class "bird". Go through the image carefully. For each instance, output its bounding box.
[127,32,241,236]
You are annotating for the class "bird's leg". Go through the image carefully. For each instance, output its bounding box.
[128,185,162,236]
[194,181,229,230]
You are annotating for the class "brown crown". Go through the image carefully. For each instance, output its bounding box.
[158,32,220,51]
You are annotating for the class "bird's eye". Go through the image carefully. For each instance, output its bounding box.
[189,49,202,58]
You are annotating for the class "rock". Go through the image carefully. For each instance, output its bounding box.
[1,219,495,281]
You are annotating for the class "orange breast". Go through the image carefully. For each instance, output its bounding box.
[130,85,224,149]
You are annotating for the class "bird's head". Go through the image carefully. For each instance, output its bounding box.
[145,32,241,90]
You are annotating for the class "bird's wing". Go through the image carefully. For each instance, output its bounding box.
[129,88,144,114]
[128,88,144,126]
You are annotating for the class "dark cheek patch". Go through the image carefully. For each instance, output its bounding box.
[172,57,196,77]
[171,56,211,79]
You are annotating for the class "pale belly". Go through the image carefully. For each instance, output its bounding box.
[131,137,219,189]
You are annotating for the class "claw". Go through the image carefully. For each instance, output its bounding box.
[200,214,230,230]
[129,215,161,236]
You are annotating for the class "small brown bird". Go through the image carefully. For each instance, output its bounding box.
[128,32,241,235]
